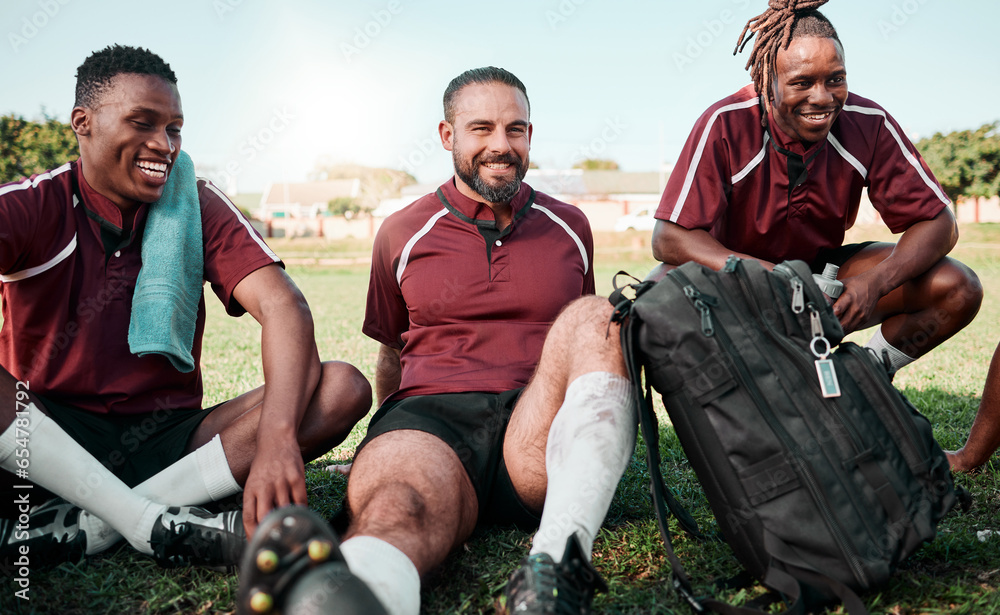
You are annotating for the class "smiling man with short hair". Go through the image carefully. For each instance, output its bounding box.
[237,66,637,615]
[651,0,982,375]
[0,44,371,570]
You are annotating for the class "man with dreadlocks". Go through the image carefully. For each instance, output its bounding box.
[651,0,982,378]
[0,45,371,570]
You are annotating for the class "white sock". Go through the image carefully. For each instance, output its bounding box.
[529,372,636,562]
[0,404,163,555]
[866,327,916,375]
[340,536,420,615]
[80,434,241,555]
[135,434,241,502]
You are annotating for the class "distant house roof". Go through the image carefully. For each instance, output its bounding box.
[374,184,439,217]
[524,169,589,196]
[261,179,361,206]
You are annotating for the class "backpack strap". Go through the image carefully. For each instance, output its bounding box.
[762,531,870,615]
[611,275,703,539]
[696,563,807,615]
[612,280,709,609]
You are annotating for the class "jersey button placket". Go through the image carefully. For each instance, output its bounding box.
[490,235,510,283]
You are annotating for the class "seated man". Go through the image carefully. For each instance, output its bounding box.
[948,340,1000,472]
[0,45,371,569]
[238,67,637,615]
[651,1,982,375]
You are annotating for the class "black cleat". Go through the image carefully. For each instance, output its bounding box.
[504,534,607,615]
[0,498,87,568]
[149,506,246,570]
[237,506,386,615]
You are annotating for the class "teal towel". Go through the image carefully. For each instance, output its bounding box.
[128,150,203,373]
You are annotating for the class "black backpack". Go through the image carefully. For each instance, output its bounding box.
[609,257,968,615]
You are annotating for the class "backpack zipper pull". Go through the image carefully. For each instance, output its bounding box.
[684,286,716,337]
[791,279,805,314]
[697,299,714,336]
[808,303,824,338]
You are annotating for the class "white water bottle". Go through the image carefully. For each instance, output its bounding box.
[813,263,843,304]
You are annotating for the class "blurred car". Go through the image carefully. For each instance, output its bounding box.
[614,207,657,232]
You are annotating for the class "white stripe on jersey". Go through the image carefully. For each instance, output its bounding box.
[826,132,868,180]
[1,234,77,283]
[531,204,589,275]
[669,97,761,223]
[396,208,449,286]
[842,104,949,205]
[203,181,280,262]
[0,162,73,198]
[731,132,770,185]
[1,164,77,282]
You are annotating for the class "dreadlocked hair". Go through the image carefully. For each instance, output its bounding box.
[75,44,177,108]
[734,1,840,123]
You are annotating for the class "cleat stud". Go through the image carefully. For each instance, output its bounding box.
[249,590,274,613]
[256,549,279,573]
[308,539,332,562]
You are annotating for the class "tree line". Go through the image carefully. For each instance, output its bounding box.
[0,113,77,185]
[916,122,1000,204]
[1,113,997,207]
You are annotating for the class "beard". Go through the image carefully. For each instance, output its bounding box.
[453,148,529,205]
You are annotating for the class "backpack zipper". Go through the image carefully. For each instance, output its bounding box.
[735,266,868,455]
[840,344,931,472]
[682,285,717,336]
[734,266,890,542]
[669,268,872,588]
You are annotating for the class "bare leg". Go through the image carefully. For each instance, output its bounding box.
[947,341,1000,472]
[333,429,478,615]
[502,295,635,613]
[838,243,982,358]
[189,361,372,484]
[344,430,478,574]
[504,295,629,510]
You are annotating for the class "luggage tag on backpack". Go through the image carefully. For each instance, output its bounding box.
[809,305,841,398]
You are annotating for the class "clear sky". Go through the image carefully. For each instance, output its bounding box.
[2,0,998,192]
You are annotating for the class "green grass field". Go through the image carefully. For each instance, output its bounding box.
[3,226,999,614]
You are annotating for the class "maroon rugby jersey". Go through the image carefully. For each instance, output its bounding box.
[364,179,594,401]
[0,160,280,414]
[656,84,949,265]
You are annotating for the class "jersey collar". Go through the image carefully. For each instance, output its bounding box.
[74,159,148,232]
[765,104,830,159]
[437,177,534,226]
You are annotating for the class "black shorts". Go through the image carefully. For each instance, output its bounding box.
[352,390,541,530]
[0,394,217,517]
[810,241,878,274]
